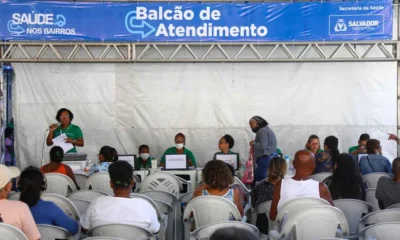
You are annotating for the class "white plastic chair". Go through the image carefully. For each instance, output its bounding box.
[359,222,400,240]
[140,190,177,206]
[253,200,273,235]
[88,224,156,240]
[7,192,80,221]
[269,206,349,240]
[365,188,380,211]
[129,193,166,240]
[362,172,392,189]
[70,199,91,217]
[358,208,400,233]
[234,176,251,204]
[138,172,183,198]
[44,173,78,196]
[178,191,194,206]
[37,224,71,240]
[0,223,28,240]
[74,173,88,189]
[7,192,20,200]
[309,172,333,182]
[273,197,331,231]
[387,203,400,209]
[190,221,259,240]
[42,193,80,221]
[333,199,372,238]
[67,190,109,202]
[84,172,114,196]
[183,196,242,240]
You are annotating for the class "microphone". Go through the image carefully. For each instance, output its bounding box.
[48,122,60,130]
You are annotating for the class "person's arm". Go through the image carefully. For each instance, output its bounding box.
[375,177,385,209]
[160,151,167,167]
[46,124,58,146]
[192,188,203,198]
[269,179,282,221]
[384,158,392,174]
[65,165,81,190]
[388,133,400,144]
[319,182,334,206]
[188,151,197,167]
[20,204,41,240]
[51,203,79,235]
[80,200,95,233]
[75,126,84,147]
[233,188,244,217]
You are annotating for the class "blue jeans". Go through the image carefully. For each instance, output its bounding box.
[254,155,274,182]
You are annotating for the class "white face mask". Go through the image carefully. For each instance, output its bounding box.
[140,153,150,159]
[175,143,184,149]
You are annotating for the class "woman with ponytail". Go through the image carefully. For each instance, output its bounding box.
[19,167,79,235]
[89,146,119,176]
[314,136,339,174]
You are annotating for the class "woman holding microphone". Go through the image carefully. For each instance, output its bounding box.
[249,116,277,184]
[47,108,84,153]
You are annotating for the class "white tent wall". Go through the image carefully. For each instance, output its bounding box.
[12,61,397,169]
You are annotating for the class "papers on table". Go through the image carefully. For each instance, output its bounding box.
[215,153,239,170]
[165,154,187,170]
[52,133,74,153]
[118,155,136,168]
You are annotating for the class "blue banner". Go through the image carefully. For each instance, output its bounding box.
[0,1,393,42]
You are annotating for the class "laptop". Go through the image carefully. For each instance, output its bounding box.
[118,154,136,168]
[215,153,240,170]
[164,154,188,170]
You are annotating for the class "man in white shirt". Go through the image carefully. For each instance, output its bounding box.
[80,161,160,233]
[0,165,41,240]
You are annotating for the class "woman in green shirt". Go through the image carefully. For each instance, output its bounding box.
[160,133,196,167]
[46,108,84,153]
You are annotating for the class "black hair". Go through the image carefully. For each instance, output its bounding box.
[108,161,133,190]
[324,136,340,168]
[249,116,268,128]
[210,228,258,240]
[328,153,364,200]
[222,134,235,149]
[202,160,233,191]
[56,108,74,122]
[175,133,186,141]
[359,133,370,141]
[4,127,13,138]
[225,163,235,177]
[366,139,380,154]
[50,146,64,163]
[19,167,46,207]
[392,157,400,175]
[139,144,149,153]
[99,146,118,162]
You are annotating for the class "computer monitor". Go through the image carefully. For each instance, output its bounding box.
[118,155,136,168]
[165,154,188,170]
[215,153,240,170]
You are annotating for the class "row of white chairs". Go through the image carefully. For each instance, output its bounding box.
[309,172,393,189]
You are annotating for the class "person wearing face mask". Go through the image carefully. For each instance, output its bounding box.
[249,116,277,183]
[359,139,391,175]
[160,133,197,167]
[135,145,155,170]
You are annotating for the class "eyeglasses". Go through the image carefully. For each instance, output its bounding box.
[218,141,227,145]
[59,116,70,119]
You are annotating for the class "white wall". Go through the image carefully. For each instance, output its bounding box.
[13,62,397,168]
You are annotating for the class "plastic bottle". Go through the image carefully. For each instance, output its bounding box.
[284,156,291,173]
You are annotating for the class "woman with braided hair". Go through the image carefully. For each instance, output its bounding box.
[251,157,287,234]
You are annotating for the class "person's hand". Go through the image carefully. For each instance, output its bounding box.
[249,140,255,146]
[64,138,75,144]
[49,124,58,132]
[388,133,399,143]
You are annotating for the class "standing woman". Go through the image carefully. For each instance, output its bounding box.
[47,108,84,153]
[249,116,277,183]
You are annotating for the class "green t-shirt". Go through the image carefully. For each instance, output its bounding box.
[53,124,83,153]
[135,156,154,170]
[160,147,197,167]
[348,145,358,154]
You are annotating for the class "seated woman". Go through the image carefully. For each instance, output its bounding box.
[324,153,365,200]
[305,134,323,155]
[19,167,79,235]
[359,139,391,175]
[160,133,196,167]
[89,146,118,176]
[314,136,339,174]
[213,134,237,159]
[41,146,80,189]
[193,160,244,217]
[251,157,286,234]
